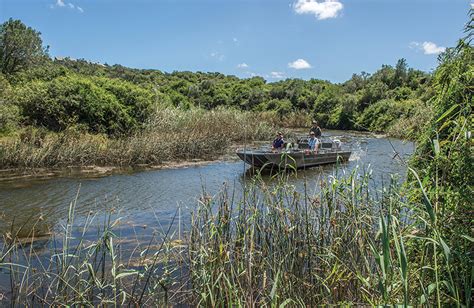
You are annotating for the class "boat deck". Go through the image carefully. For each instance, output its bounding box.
[236,148,351,169]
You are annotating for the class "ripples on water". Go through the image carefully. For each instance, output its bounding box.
[0,130,414,241]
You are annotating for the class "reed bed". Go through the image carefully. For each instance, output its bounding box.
[0,108,276,169]
[189,169,471,306]
[1,168,470,306]
[0,193,186,306]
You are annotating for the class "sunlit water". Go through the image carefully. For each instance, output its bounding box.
[0,130,414,242]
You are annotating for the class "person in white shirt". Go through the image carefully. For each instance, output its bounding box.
[308,131,319,152]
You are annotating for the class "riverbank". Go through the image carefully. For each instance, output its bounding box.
[0,106,413,175]
[0,108,279,171]
[0,158,232,182]
[0,126,395,181]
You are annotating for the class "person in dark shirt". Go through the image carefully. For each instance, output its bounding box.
[310,121,322,139]
[272,132,285,150]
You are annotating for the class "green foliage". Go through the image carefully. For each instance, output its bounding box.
[50,56,430,135]
[411,40,473,210]
[0,74,20,133]
[0,19,48,75]
[408,17,473,305]
[0,19,435,138]
[12,75,154,135]
[356,99,420,132]
[0,103,20,134]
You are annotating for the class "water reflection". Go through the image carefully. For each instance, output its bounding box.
[0,131,414,239]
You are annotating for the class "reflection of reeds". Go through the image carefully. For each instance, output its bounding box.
[0,108,276,169]
[0,169,470,305]
[0,187,185,306]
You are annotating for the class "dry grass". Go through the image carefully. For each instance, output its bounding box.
[0,108,276,169]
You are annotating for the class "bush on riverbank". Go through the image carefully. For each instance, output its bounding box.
[0,19,435,146]
[11,74,155,135]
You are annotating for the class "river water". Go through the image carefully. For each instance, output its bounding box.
[0,130,414,242]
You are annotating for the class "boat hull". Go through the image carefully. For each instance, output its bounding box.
[236,150,351,169]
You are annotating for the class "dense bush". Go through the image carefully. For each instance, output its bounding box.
[0,74,20,133]
[356,99,421,132]
[0,19,436,138]
[0,103,20,133]
[12,75,154,135]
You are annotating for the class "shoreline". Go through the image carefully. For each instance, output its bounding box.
[0,129,403,182]
[0,158,231,182]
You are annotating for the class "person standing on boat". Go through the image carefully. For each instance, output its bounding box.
[272,132,285,151]
[310,121,322,139]
[308,131,319,152]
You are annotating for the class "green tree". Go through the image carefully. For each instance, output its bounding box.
[0,73,20,133]
[13,75,154,135]
[392,58,408,88]
[0,19,48,75]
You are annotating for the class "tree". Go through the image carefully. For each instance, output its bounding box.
[0,19,48,75]
[0,73,20,133]
[392,58,408,88]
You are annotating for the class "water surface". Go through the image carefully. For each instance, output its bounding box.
[0,130,414,239]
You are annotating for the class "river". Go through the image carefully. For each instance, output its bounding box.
[0,130,414,243]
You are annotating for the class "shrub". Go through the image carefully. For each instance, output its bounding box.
[0,74,20,133]
[356,98,420,132]
[0,103,20,134]
[13,75,154,135]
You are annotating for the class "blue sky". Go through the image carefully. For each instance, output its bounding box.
[1,0,472,82]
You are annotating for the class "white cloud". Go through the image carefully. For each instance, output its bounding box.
[288,58,312,69]
[410,41,446,55]
[233,37,238,43]
[51,0,84,12]
[293,0,343,20]
[237,63,249,68]
[210,52,225,61]
[270,72,285,79]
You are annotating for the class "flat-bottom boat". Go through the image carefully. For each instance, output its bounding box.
[236,141,351,169]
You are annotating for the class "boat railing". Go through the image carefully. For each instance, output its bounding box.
[236,137,348,154]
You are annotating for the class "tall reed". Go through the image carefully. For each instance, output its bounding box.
[187,168,471,306]
[0,190,185,306]
[0,108,276,169]
[1,168,470,306]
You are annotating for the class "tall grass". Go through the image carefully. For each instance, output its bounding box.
[0,190,186,306]
[1,167,470,306]
[0,108,276,169]
[188,169,471,306]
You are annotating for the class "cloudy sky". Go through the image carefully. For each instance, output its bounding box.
[1,0,472,82]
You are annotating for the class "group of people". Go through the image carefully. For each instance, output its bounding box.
[272,120,322,152]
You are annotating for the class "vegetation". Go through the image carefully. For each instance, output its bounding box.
[0,18,48,75]
[0,19,436,169]
[0,108,275,169]
[1,163,471,305]
[0,11,472,306]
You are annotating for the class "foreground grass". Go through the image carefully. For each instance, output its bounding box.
[0,108,276,169]
[0,168,471,306]
[189,170,471,306]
